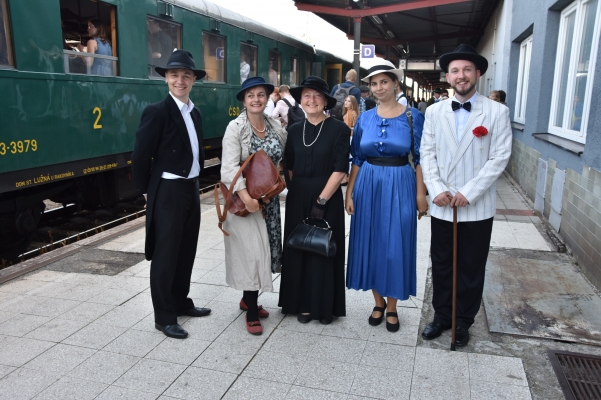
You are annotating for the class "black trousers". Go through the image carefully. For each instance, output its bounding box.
[431,216,493,329]
[150,178,200,325]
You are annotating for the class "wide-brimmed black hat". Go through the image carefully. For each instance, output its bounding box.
[236,76,274,101]
[290,76,337,110]
[155,50,206,80]
[433,88,443,94]
[439,44,488,74]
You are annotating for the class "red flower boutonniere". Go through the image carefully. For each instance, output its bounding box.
[473,126,488,138]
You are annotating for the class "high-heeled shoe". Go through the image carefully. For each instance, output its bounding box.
[386,311,400,332]
[368,302,387,326]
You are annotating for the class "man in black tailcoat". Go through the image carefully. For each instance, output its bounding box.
[132,50,211,339]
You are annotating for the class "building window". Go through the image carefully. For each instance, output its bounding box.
[240,43,257,84]
[514,35,533,124]
[549,0,601,142]
[268,51,280,86]
[0,0,14,67]
[147,17,181,78]
[290,57,299,87]
[203,32,225,83]
[61,0,119,76]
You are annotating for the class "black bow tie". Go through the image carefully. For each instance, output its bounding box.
[452,101,471,112]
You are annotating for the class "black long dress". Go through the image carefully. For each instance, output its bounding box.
[278,117,350,322]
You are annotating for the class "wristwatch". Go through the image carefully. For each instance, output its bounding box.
[317,197,327,205]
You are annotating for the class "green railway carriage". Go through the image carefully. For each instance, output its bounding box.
[0,0,342,261]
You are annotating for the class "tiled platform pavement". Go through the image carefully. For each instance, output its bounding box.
[0,174,543,399]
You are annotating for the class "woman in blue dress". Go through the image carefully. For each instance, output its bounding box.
[345,61,428,332]
[78,19,113,76]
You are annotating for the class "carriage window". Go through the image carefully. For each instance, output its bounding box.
[305,60,312,79]
[60,0,118,76]
[202,32,225,83]
[0,0,14,67]
[268,51,281,86]
[147,17,181,78]
[240,43,257,84]
[290,57,299,87]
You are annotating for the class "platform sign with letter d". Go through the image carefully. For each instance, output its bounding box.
[361,45,375,59]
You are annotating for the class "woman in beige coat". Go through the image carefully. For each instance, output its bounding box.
[220,77,287,335]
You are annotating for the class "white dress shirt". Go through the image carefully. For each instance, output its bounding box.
[451,92,478,143]
[396,91,408,106]
[161,92,201,180]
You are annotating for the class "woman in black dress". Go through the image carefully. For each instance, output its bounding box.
[278,76,350,324]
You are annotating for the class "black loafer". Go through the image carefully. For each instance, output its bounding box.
[178,307,211,317]
[421,321,451,340]
[297,313,312,324]
[155,323,188,339]
[455,326,470,347]
[386,311,400,332]
[319,318,332,325]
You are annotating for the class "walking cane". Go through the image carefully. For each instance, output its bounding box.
[450,206,458,351]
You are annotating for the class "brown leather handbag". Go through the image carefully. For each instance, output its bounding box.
[214,149,286,236]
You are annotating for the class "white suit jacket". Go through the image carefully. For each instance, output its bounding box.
[421,94,512,222]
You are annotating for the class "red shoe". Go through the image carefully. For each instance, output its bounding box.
[246,316,263,335]
[239,299,269,318]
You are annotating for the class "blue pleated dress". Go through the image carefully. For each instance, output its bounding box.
[346,106,424,300]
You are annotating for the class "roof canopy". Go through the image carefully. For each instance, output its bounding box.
[294,0,500,88]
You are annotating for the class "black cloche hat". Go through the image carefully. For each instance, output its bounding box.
[155,50,206,80]
[439,44,488,75]
[236,76,274,101]
[290,76,337,110]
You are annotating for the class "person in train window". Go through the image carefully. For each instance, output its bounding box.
[147,18,173,75]
[132,50,210,339]
[240,53,250,84]
[268,59,278,86]
[78,18,113,76]
[264,86,279,116]
[278,76,350,325]
[220,76,287,335]
[345,61,428,332]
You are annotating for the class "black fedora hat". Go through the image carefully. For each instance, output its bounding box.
[439,44,488,74]
[155,50,206,80]
[433,87,443,94]
[290,76,337,110]
[236,76,274,101]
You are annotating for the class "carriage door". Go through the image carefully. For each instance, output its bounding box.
[325,64,342,91]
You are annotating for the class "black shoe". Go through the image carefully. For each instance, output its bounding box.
[297,313,312,324]
[455,326,470,347]
[178,307,211,317]
[421,321,451,340]
[386,311,400,332]
[319,318,332,325]
[155,323,188,339]
[368,302,387,326]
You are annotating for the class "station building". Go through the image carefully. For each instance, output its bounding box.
[477,0,601,289]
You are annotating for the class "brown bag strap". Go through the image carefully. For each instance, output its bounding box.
[214,152,258,235]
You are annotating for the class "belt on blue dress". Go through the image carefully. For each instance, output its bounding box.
[366,156,408,167]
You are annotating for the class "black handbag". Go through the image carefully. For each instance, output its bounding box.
[286,218,337,258]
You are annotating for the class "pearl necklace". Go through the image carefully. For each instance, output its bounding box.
[250,121,266,133]
[303,118,326,147]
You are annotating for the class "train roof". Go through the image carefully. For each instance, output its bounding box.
[168,0,315,54]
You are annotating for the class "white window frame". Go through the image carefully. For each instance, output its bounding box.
[514,35,533,124]
[548,0,601,143]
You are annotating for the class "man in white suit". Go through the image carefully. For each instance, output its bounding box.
[420,44,512,346]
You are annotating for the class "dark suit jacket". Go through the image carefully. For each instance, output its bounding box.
[132,94,204,260]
